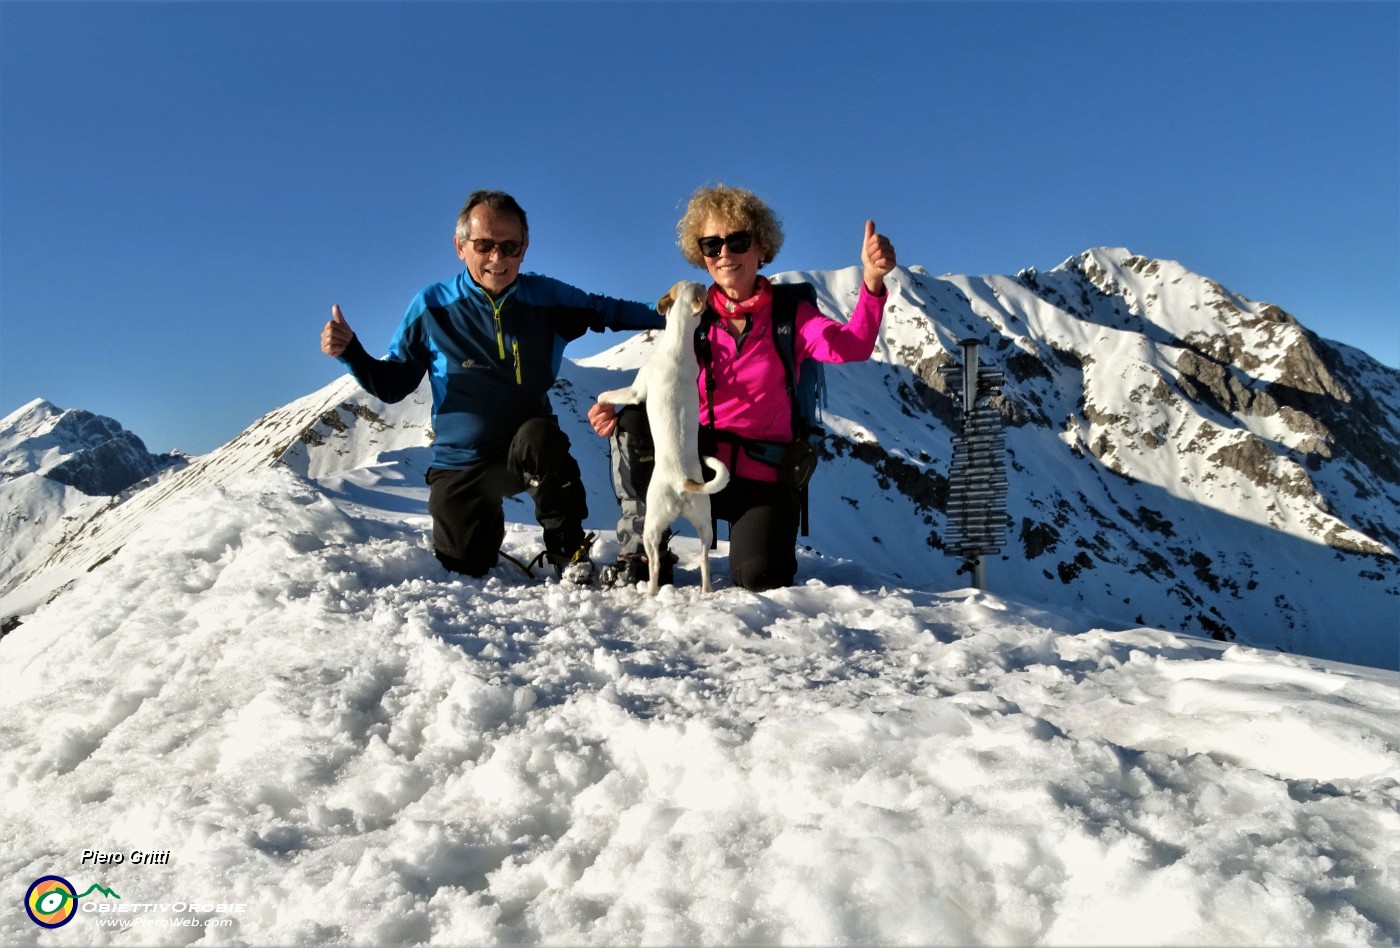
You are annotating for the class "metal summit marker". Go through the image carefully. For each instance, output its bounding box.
[939,339,1008,589]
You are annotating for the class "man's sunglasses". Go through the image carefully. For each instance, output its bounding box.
[697,231,753,257]
[464,237,525,258]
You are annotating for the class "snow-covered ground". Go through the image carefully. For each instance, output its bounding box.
[3,463,1397,946]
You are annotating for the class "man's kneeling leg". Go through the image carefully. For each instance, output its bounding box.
[508,418,590,560]
[426,465,510,577]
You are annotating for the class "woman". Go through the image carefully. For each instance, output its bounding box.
[590,183,896,590]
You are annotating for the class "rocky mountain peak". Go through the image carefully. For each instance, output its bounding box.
[0,400,176,496]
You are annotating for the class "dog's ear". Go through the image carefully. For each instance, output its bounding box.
[659,280,693,316]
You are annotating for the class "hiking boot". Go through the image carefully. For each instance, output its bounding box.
[654,548,676,587]
[600,552,647,588]
[547,532,597,585]
[600,549,677,589]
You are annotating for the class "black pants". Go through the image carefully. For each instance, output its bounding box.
[427,417,588,577]
[611,406,799,591]
[710,477,800,591]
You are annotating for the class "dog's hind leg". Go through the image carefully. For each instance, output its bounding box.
[692,507,715,593]
[642,524,665,597]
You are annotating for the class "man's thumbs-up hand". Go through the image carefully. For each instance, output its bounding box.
[321,304,355,357]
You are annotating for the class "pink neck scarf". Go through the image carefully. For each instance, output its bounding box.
[709,275,772,319]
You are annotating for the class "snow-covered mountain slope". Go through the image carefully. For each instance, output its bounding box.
[899,250,1399,667]
[2,463,1397,945]
[600,249,1398,668]
[0,379,432,616]
[2,248,1395,669]
[0,400,185,603]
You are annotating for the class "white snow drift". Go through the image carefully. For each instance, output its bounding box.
[1,463,1397,946]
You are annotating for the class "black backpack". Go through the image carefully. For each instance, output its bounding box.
[694,282,825,534]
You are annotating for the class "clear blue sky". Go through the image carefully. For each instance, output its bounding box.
[3,1,1396,455]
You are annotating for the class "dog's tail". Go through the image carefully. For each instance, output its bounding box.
[684,457,730,495]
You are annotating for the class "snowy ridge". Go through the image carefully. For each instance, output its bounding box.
[1,248,1395,668]
[1,464,1397,945]
[0,376,431,616]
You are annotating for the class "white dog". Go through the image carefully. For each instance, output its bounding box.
[598,281,730,595]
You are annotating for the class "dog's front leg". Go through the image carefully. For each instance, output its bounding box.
[599,375,646,408]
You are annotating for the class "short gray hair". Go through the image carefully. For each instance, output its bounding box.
[456,190,529,241]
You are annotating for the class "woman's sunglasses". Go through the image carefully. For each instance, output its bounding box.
[697,231,753,258]
[465,237,525,258]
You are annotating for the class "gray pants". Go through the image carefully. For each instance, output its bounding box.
[609,405,653,556]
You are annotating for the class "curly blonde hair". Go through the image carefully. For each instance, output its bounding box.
[676,183,784,269]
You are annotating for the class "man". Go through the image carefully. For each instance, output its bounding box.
[321,190,662,582]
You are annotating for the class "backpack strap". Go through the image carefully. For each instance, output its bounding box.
[770,283,820,536]
[695,305,718,429]
[768,282,817,439]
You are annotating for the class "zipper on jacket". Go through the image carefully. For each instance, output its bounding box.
[486,292,523,385]
[491,307,507,359]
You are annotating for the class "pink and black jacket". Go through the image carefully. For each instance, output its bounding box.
[697,276,887,482]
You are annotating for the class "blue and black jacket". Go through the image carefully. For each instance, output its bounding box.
[339,271,662,469]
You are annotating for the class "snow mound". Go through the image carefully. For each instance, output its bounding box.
[2,465,1396,945]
